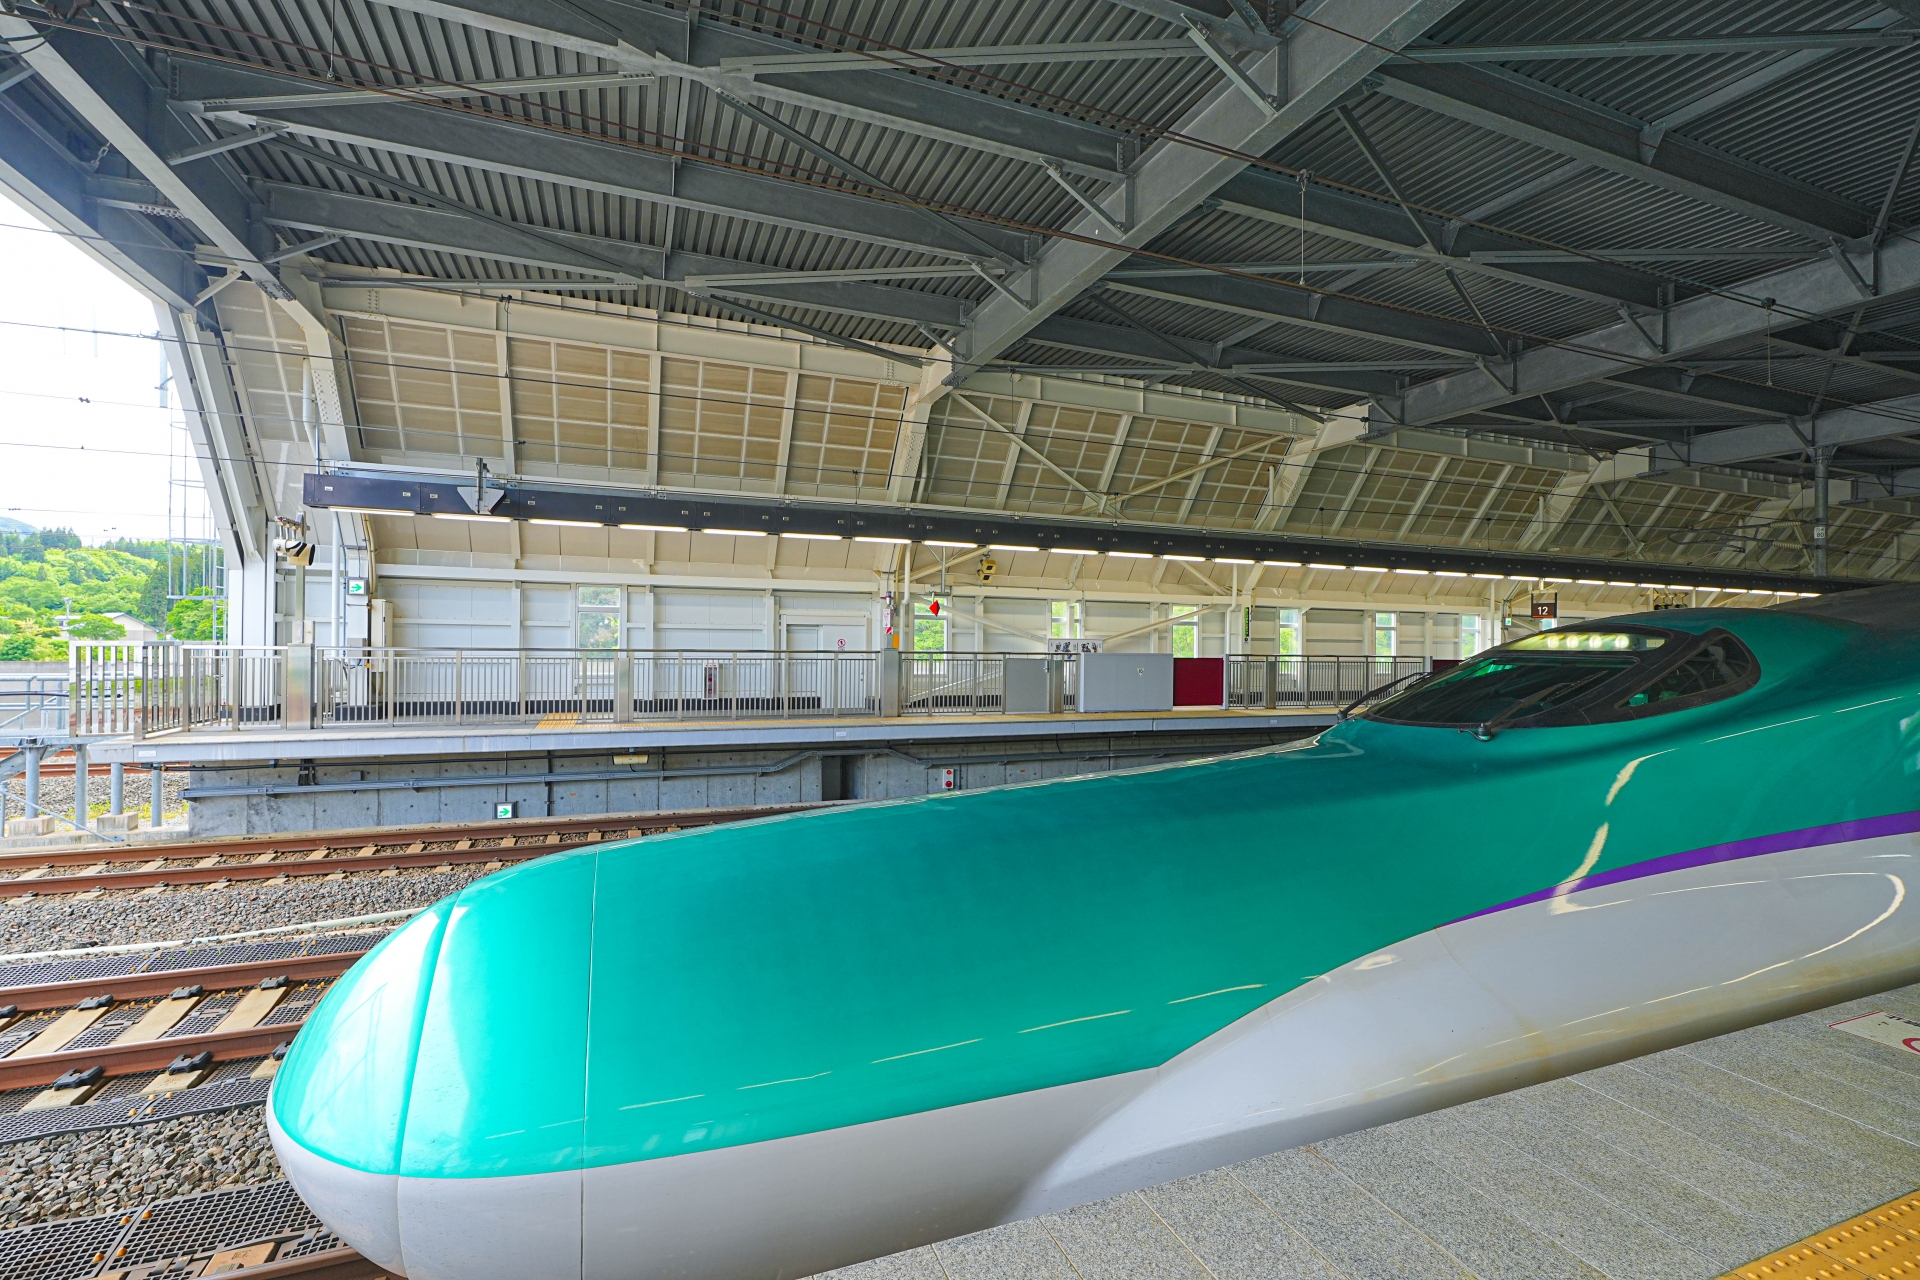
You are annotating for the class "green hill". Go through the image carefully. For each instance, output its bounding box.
[0,528,178,659]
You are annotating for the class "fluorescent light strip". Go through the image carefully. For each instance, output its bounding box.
[1607,581,1635,587]
[1393,568,1429,575]
[1052,548,1100,556]
[434,513,509,523]
[989,544,1039,552]
[1263,559,1301,567]
[1542,577,1572,584]
[1308,562,1346,571]
[854,535,910,544]
[1576,579,1605,585]
[618,523,687,533]
[531,518,601,528]
[703,528,767,537]
[925,540,977,549]
[1162,554,1205,562]
[1435,571,1466,578]
[1214,557,1254,565]
[1107,550,1152,559]
[781,532,842,541]
[1352,566,1388,573]
[329,505,414,516]
[1471,573,1503,580]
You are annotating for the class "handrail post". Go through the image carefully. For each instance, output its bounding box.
[615,648,634,723]
[286,644,314,731]
[880,648,901,717]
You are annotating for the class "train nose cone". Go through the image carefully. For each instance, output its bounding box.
[269,849,600,1280]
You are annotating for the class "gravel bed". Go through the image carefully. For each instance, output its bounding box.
[3,771,189,825]
[0,868,486,952]
[0,1105,278,1231]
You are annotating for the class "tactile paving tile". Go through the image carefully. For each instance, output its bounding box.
[1724,1193,1920,1278]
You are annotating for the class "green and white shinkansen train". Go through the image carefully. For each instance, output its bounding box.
[269,585,1920,1280]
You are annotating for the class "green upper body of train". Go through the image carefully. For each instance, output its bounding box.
[269,587,1920,1280]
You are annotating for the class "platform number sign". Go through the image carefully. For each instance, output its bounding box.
[1531,595,1558,619]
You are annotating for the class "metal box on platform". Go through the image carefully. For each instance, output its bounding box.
[1078,653,1173,713]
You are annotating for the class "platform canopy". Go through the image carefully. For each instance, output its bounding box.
[3,0,1919,623]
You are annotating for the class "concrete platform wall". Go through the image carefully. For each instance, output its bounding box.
[180,728,1310,837]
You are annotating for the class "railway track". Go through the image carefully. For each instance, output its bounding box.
[0,802,819,898]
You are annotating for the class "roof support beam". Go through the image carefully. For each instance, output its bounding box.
[1372,63,1880,242]
[1401,30,1916,62]
[1393,231,1920,427]
[360,0,1132,179]
[947,0,1471,376]
[1645,393,1920,471]
[260,183,970,330]
[178,62,1029,265]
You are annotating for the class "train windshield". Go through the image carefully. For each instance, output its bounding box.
[1364,626,1756,731]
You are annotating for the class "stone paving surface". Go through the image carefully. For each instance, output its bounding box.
[820,983,1920,1280]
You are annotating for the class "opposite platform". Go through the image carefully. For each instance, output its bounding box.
[821,982,1920,1280]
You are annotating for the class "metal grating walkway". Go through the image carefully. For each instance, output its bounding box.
[822,982,1920,1280]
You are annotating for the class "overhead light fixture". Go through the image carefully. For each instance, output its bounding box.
[781,531,842,541]
[703,528,768,537]
[1576,579,1605,586]
[1393,568,1429,575]
[435,513,510,523]
[1607,581,1635,588]
[925,540,977,549]
[1308,562,1346,571]
[329,505,414,516]
[1108,550,1152,559]
[1668,584,1696,591]
[1352,565,1388,573]
[1435,571,1467,578]
[531,518,601,528]
[619,523,688,533]
[1470,573,1503,580]
[1263,559,1302,567]
[854,535,909,544]
[1162,554,1205,562]
[1541,576,1572,584]
[1508,575,1540,582]
[1052,548,1100,556]
[989,543,1039,552]
[1214,557,1255,565]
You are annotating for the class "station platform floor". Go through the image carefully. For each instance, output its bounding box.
[822,982,1920,1280]
[91,707,1338,766]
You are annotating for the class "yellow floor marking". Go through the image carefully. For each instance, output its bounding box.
[1723,1191,1920,1278]
[537,714,581,729]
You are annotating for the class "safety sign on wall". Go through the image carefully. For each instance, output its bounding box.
[1830,1010,1920,1055]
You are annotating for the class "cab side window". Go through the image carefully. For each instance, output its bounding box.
[1621,636,1754,709]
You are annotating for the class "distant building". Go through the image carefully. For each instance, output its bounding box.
[101,612,159,643]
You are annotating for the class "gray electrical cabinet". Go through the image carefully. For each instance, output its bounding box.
[1003,657,1054,714]
[1078,652,1174,713]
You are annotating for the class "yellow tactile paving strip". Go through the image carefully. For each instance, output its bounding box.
[1724,1192,1920,1278]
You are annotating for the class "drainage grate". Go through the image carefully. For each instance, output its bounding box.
[0,1075,271,1146]
[0,933,382,992]
[0,1213,128,1280]
[115,1182,321,1269]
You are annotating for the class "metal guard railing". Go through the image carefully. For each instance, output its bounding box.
[68,644,1432,736]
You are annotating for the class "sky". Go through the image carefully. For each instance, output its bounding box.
[0,192,195,543]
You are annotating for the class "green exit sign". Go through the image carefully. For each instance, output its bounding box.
[345,578,369,597]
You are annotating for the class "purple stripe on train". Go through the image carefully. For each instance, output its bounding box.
[1459,808,1920,923]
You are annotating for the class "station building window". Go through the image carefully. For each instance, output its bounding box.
[1275,607,1301,656]
[1461,614,1484,656]
[1050,600,1082,640]
[1373,612,1398,657]
[913,600,947,653]
[1171,610,1199,657]
[577,585,620,649]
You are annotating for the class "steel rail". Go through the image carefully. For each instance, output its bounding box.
[0,802,821,874]
[0,1018,304,1090]
[0,950,369,1010]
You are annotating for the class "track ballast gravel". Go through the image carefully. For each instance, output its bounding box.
[0,867,485,952]
[0,1105,279,1232]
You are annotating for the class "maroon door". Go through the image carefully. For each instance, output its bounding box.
[1172,657,1224,706]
